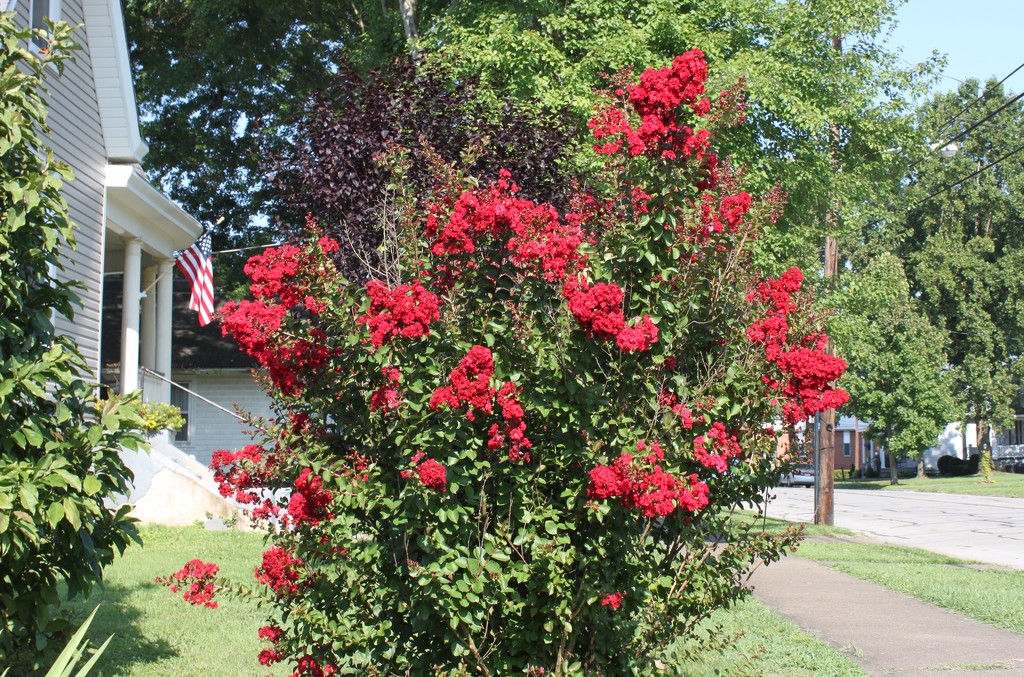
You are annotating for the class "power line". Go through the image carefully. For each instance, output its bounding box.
[909,88,1024,170]
[933,59,1024,138]
[911,140,1024,208]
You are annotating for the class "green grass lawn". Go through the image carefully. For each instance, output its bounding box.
[834,471,1024,498]
[68,525,288,676]
[68,525,863,675]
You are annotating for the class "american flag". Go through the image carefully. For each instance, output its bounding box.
[176,231,214,326]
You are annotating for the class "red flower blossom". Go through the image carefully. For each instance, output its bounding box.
[487,382,533,463]
[564,278,626,340]
[600,592,624,610]
[286,468,333,526]
[359,279,441,348]
[415,458,447,492]
[157,559,220,608]
[587,452,709,518]
[370,366,403,412]
[692,422,742,473]
[256,546,303,596]
[429,345,496,420]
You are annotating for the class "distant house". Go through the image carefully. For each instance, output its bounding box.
[7,0,201,401]
[103,277,274,467]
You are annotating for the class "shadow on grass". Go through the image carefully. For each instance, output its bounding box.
[65,579,177,676]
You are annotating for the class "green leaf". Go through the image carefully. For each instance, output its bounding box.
[46,501,64,529]
[82,476,101,496]
[19,483,38,512]
[62,498,80,530]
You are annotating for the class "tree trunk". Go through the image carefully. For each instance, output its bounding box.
[978,418,994,483]
[916,455,926,480]
[398,0,418,60]
[887,451,899,485]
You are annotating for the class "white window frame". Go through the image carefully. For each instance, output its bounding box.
[170,382,191,444]
[6,0,63,50]
[842,431,851,457]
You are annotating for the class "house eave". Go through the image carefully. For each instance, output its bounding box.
[105,164,202,257]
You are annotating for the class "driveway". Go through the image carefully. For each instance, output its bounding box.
[764,487,1024,569]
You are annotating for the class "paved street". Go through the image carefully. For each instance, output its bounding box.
[765,487,1024,569]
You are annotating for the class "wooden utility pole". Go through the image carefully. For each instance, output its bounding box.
[815,233,838,525]
[814,35,843,526]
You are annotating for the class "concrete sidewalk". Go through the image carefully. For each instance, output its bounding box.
[748,554,1024,676]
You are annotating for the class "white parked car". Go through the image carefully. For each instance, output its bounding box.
[780,464,815,487]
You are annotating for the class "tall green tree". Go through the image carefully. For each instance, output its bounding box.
[893,80,1024,480]
[125,0,933,273]
[832,254,956,483]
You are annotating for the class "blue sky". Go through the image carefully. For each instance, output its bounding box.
[889,0,1024,93]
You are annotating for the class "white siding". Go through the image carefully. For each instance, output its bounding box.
[17,0,108,376]
[169,371,274,467]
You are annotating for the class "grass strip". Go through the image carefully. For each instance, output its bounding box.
[796,539,1024,634]
[834,471,1024,498]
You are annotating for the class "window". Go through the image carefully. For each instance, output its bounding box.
[170,383,190,443]
[843,432,851,457]
[27,0,61,49]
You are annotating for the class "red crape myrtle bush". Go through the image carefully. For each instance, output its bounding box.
[190,50,847,675]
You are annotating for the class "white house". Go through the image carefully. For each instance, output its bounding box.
[7,0,201,401]
[7,0,261,523]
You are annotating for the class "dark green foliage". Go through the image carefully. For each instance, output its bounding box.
[0,14,145,668]
[894,81,1024,473]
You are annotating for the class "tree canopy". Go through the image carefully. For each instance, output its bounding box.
[891,80,1024,473]
[832,253,956,481]
[125,0,934,275]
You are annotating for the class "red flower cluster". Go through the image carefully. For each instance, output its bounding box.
[369,366,403,412]
[158,559,220,609]
[403,452,447,492]
[210,444,271,506]
[588,50,716,170]
[615,315,659,352]
[564,278,659,351]
[658,390,694,429]
[588,447,710,518]
[256,546,303,596]
[426,170,586,282]
[245,244,305,307]
[220,301,333,396]
[293,656,337,676]
[487,382,533,463]
[775,348,850,423]
[286,468,333,526]
[698,191,753,239]
[746,268,849,423]
[416,457,447,492]
[692,422,742,473]
[359,279,441,349]
[600,592,624,611]
[429,345,496,420]
[258,625,284,665]
[220,300,288,359]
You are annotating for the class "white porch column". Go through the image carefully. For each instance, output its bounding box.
[141,265,157,369]
[120,238,143,394]
[155,258,175,404]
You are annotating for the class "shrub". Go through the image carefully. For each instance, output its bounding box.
[0,14,145,668]
[137,402,186,433]
[198,50,846,674]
